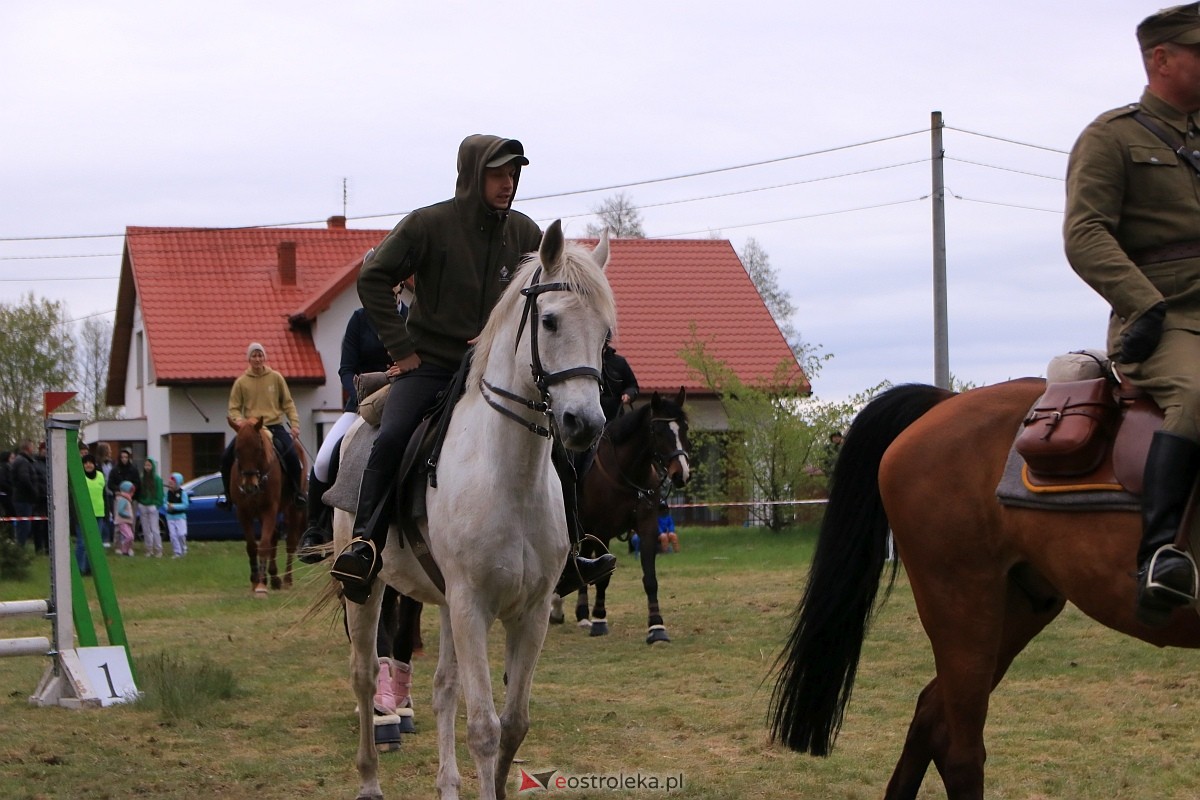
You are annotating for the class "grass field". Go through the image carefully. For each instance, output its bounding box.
[2,525,1200,799]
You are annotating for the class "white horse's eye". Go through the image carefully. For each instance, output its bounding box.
[541,313,559,333]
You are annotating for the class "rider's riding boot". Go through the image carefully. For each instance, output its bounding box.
[286,454,307,510]
[331,468,388,604]
[298,473,332,565]
[554,548,618,598]
[1136,430,1200,627]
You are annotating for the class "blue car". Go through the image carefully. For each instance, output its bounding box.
[182,472,245,541]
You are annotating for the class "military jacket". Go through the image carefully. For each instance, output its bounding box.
[1065,89,1200,338]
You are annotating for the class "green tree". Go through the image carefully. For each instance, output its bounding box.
[0,294,76,446]
[585,192,646,238]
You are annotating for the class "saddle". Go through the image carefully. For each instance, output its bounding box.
[1014,367,1162,496]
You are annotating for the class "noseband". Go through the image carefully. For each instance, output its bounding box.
[481,267,602,437]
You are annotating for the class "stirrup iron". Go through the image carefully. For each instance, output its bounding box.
[1145,545,1200,603]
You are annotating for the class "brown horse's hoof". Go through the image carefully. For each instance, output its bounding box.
[270,576,283,590]
[253,584,268,598]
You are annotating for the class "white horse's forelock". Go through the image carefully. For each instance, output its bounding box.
[467,240,617,392]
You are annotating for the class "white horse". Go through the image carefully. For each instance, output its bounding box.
[336,221,616,800]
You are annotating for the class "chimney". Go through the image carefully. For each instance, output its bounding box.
[277,241,297,286]
[327,215,346,229]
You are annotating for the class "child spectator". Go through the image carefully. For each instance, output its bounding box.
[657,501,680,553]
[114,481,136,556]
[137,458,164,557]
[164,472,189,558]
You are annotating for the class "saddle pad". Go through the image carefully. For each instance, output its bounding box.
[323,420,380,513]
[995,444,1140,513]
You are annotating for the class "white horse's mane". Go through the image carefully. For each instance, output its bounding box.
[467,241,617,392]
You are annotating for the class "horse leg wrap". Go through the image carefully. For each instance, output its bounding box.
[392,661,415,733]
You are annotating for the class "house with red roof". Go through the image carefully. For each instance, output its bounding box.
[87,216,806,488]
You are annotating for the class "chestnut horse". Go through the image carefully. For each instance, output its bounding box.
[550,389,691,643]
[227,417,306,596]
[769,379,1200,799]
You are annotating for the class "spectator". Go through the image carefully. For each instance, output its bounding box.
[107,448,141,530]
[77,454,107,576]
[136,458,164,557]
[0,449,14,519]
[163,472,189,558]
[657,501,680,554]
[10,440,44,551]
[113,481,136,556]
[95,443,115,548]
[32,442,49,554]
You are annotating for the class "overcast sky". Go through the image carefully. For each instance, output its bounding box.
[1,1,1155,402]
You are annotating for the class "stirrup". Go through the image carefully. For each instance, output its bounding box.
[331,538,380,585]
[1144,545,1199,604]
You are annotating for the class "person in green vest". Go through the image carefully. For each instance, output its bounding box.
[77,454,107,576]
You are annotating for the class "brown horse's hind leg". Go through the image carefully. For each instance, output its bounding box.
[884,564,1065,800]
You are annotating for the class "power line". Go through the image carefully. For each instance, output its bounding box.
[656,196,927,238]
[0,129,929,244]
[948,192,1062,214]
[945,157,1064,182]
[944,126,1070,155]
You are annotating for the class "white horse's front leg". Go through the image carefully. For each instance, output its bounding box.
[344,540,386,799]
[495,596,553,799]
[433,605,462,800]
[448,596,501,800]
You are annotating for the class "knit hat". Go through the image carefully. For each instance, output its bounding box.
[119,481,133,493]
[247,342,266,358]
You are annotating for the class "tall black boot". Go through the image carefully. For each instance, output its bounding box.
[555,544,618,598]
[331,469,389,604]
[284,451,307,510]
[298,473,332,565]
[1136,430,1200,627]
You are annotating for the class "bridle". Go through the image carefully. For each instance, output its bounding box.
[595,412,690,505]
[480,266,602,438]
[235,429,274,496]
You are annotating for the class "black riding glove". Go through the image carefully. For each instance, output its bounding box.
[1119,301,1167,364]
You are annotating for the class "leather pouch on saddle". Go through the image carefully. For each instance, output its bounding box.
[1015,377,1118,477]
[355,372,392,427]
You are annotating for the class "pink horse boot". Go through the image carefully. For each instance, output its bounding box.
[392,660,415,734]
[373,657,397,715]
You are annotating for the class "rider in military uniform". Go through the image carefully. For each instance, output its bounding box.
[1065,3,1200,626]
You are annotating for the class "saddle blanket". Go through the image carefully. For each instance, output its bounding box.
[994,445,1140,513]
[323,421,380,514]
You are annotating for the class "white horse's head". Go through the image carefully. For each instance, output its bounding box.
[470,219,616,451]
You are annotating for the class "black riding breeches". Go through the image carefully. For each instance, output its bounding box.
[365,363,455,479]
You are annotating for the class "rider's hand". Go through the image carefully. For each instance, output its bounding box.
[389,353,421,380]
[1119,301,1167,364]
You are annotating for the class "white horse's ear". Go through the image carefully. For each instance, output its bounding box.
[540,220,565,276]
[592,228,610,272]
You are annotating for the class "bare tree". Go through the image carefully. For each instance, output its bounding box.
[77,315,120,426]
[585,192,646,238]
[0,294,76,446]
[738,238,830,378]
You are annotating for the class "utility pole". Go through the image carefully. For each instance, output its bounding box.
[931,111,950,390]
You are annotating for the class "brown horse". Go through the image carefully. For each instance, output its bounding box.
[551,388,691,643]
[769,379,1200,799]
[227,417,306,596]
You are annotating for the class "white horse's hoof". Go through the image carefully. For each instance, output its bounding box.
[549,608,564,624]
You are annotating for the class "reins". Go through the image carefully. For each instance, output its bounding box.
[594,414,689,506]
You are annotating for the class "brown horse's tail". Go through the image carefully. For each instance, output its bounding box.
[768,383,954,756]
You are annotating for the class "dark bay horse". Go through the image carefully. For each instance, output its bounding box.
[228,417,306,596]
[769,379,1200,799]
[551,388,690,643]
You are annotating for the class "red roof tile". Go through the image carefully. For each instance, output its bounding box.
[108,227,805,406]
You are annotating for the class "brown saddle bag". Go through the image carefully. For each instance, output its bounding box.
[1015,377,1118,477]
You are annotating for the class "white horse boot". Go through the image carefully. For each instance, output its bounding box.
[392,661,415,734]
[373,657,398,715]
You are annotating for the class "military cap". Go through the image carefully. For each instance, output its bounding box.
[1138,3,1200,50]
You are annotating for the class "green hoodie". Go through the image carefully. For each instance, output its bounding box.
[359,134,543,371]
[137,457,164,507]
